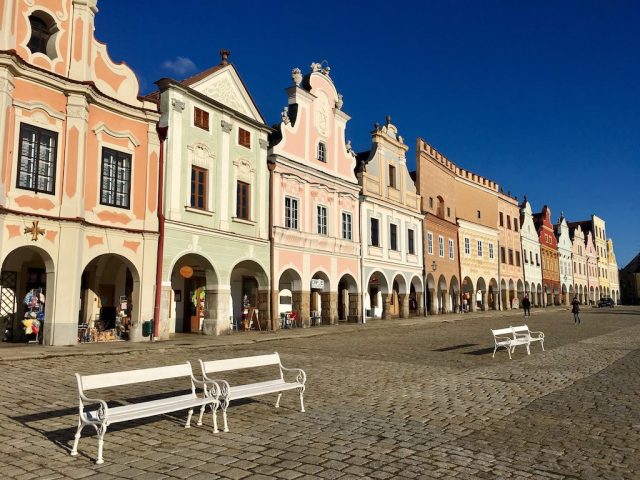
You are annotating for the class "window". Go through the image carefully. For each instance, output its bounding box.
[536,253,540,266]
[190,166,207,209]
[507,215,511,230]
[317,142,326,162]
[100,147,131,208]
[477,210,481,219]
[501,246,506,263]
[427,232,433,255]
[477,240,483,257]
[524,249,528,263]
[17,123,57,194]
[489,243,494,259]
[499,212,504,226]
[388,165,397,188]
[464,237,470,255]
[390,224,398,250]
[370,218,380,246]
[27,13,56,58]
[342,212,352,240]
[194,107,209,130]
[437,196,445,218]
[447,206,451,218]
[530,251,533,264]
[238,127,251,148]
[408,229,415,255]
[438,236,444,257]
[429,197,434,209]
[236,181,250,219]
[508,248,514,265]
[285,197,298,229]
[317,205,328,235]
[514,221,518,232]
[448,239,454,260]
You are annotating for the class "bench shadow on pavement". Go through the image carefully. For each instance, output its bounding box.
[432,343,497,356]
[9,390,259,459]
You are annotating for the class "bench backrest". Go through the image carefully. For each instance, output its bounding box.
[77,362,194,392]
[492,327,513,337]
[200,353,281,375]
[511,325,530,334]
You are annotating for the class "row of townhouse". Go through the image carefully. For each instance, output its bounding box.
[0,0,620,346]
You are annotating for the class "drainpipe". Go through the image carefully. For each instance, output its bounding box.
[153,122,168,339]
[456,224,463,312]
[360,194,366,324]
[268,158,277,330]
[497,239,501,310]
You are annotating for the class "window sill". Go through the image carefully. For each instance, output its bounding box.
[185,206,214,217]
[232,217,255,226]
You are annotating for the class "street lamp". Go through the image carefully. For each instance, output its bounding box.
[431,261,437,272]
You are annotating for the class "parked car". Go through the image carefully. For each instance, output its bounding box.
[597,297,615,308]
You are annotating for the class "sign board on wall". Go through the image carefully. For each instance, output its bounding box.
[311,279,324,289]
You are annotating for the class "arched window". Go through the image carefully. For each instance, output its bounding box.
[436,196,445,218]
[27,12,58,59]
[317,142,326,162]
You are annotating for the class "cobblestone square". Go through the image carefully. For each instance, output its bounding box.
[1,307,639,479]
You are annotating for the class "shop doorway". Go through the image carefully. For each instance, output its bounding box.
[170,254,217,334]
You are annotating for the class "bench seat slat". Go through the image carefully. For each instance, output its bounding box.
[201,353,281,373]
[85,395,211,424]
[229,381,300,401]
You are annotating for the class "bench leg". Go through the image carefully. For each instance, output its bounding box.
[492,345,497,359]
[95,424,107,465]
[507,347,512,360]
[185,408,194,428]
[197,404,206,426]
[526,344,531,355]
[212,401,219,433]
[275,393,282,409]
[221,399,229,432]
[70,419,84,456]
[540,340,545,351]
[298,387,305,413]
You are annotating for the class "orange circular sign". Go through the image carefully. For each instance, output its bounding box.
[179,266,194,278]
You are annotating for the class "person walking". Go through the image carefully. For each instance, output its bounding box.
[522,295,531,317]
[571,296,581,324]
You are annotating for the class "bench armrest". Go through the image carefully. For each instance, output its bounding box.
[79,393,109,421]
[494,335,512,343]
[281,366,306,385]
[202,375,229,397]
[528,330,544,338]
[513,332,529,340]
[191,376,215,397]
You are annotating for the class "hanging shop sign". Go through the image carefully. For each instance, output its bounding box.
[179,266,194,278]
[310,278,324,289]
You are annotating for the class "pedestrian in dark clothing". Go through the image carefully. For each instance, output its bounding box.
[571,296,581,324]
[522,295,531,317]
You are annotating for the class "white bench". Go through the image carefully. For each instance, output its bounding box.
[72,362,218,464]
[512,325,545,352]
[491,327,530,359]
[199,352,306,432]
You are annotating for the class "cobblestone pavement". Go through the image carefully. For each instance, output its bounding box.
[1,307,639,479]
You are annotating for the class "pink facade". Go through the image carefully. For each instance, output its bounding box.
[269,64,361,326]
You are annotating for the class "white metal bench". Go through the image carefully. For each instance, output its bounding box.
[491,327,530,359]
[512,325,545,352]
[198,352,306,432]
[72,362,218,464]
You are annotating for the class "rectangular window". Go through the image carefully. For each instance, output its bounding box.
[370,218,380,246]
[499,212,504,226]
[449,239,454,260]
[524,249,528,263]
[190,166,207,209]
[508,248,514,265]
[427,232,433,255]
[477,210,481,219]
[514,221,519,232]
[284,197,298,229]
[536,253,540,266]
[238,127,251,148]
[477,240,483,257]
[489,243,494,259]
[507,215,511,230]
[388,165,396,188]
[341,212,352,240]
[501,246,506,263]
[100,147,131,208]
[530,251,533,264]
[236,181,250,219]
[317,205,328,235]
[447,206,451,218]
[429,197,434,209]
[17,123,57,194]
[464,237,470,256]
[438,236,444,257]
[390,224,398,250]
[408,229,415,254]
[194,107,209,130]
[516,252,520,266]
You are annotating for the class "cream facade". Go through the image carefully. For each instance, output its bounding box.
[519,200,544,306]
[607,239,620,303]
[497,193,525,310]
[155,54,272,336]
[0,0,160,345]
[357,118,423,319]
[269,63,361,327]
[555,216,574,305]
[592,215,610,298]
[585,231,599,303]
[569,224,589,304]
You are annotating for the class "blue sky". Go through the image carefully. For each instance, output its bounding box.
[96,0,639,266]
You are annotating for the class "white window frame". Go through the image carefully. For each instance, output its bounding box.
[438,235,444,258]
[408,228,415,255]
[427,232,433,255]
[284,196,299,230]
[488,242,494,260]
[390,223,399,251]
[317,142,326,162]
[341,211,352,240]
[477,240,483,257]
[317,205,328,235]
[448,239,454,260]
[464,237,470,256]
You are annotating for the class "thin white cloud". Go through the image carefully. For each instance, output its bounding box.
[161,56,197,76]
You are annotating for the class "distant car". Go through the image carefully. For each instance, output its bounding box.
[597,297,615,308]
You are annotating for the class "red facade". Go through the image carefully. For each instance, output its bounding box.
[534,206,561,305]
